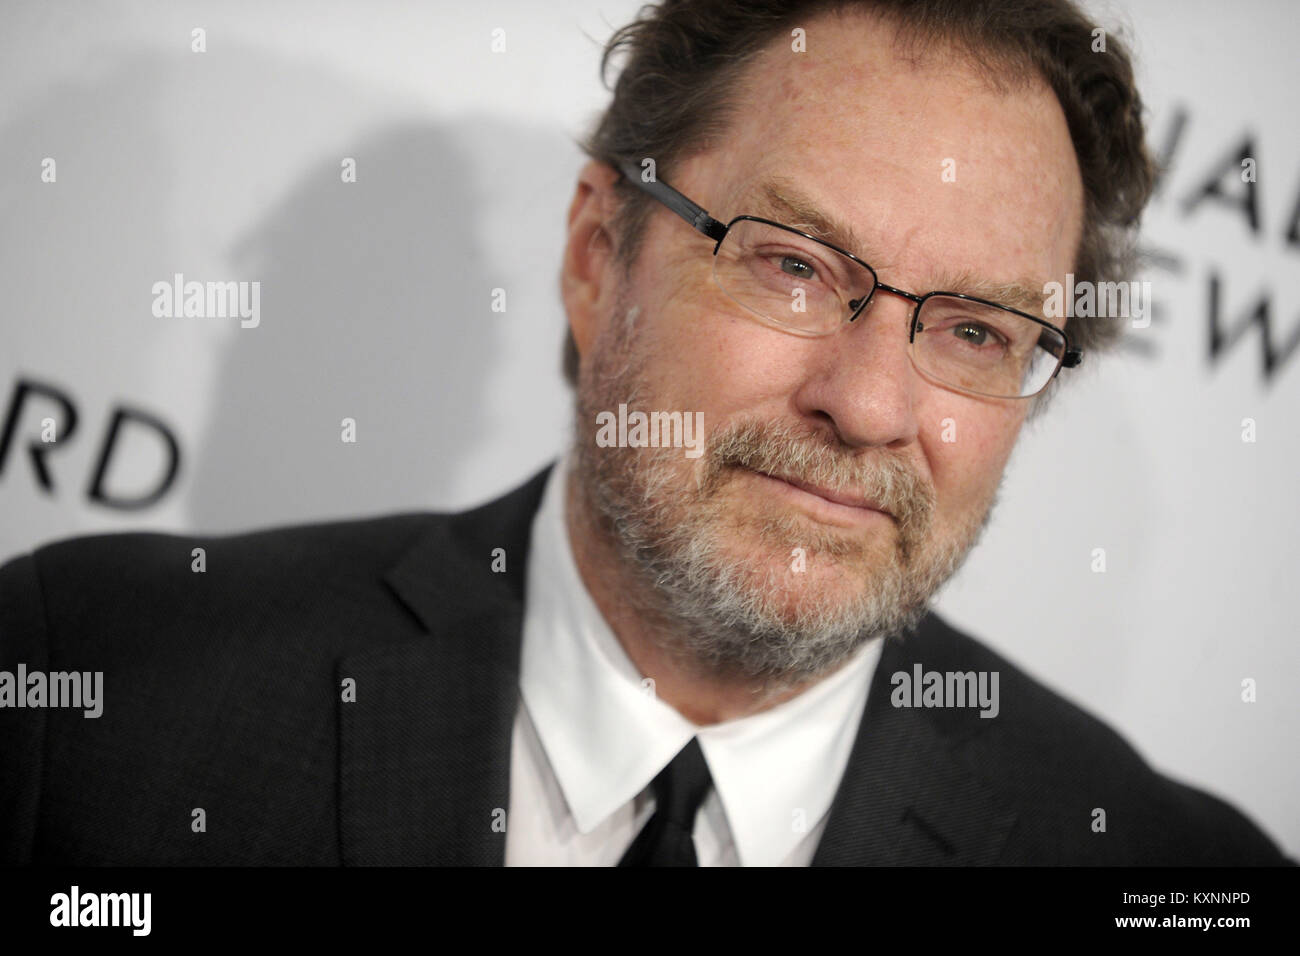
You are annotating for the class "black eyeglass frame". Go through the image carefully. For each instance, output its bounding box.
[615,159,1082,399]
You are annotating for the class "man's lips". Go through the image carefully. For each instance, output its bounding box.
[742,466,894,520]
[778,473,893,516]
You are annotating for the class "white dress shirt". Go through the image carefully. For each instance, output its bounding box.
[505,456,884,866]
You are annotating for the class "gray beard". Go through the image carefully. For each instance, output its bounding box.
[571,303,997,690]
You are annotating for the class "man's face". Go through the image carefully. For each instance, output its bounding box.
[569,11,1083,684]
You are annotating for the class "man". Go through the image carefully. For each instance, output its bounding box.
[0,0,1289,866]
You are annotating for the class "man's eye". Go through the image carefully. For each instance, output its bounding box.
[779,255,816,280]
[952,322,996,346]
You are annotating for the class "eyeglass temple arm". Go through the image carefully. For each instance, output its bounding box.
[617,159,728,243]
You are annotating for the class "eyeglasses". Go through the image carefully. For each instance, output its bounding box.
[615,159,1081,400]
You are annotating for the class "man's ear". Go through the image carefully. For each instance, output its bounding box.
[560,160,623,365]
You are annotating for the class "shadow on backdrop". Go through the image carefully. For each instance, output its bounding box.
[192,123,500,531]
[0,47,539,542]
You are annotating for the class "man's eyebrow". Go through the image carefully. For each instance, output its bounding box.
[749,177,870,259]
[930,270,1049,317]
[747,176,1048,317]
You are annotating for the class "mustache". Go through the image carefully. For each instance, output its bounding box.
[699,418,935,538]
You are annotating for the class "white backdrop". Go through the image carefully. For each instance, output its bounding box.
[2,0,1296,855]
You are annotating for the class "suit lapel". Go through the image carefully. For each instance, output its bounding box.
[338,468,550,865]
[812,617,1019,866]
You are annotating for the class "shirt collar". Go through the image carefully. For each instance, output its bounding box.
[520,455,883,866]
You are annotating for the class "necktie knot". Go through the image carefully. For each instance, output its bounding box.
[651,736,712,827]
[618,737,713,866]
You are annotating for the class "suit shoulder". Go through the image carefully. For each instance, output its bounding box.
[910,613,1289,864]
[5,511,456,660]
[30,510,438,578]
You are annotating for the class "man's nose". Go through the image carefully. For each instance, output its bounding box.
[790,292,921,449]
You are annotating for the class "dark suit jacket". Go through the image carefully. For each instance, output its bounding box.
[0,465,1289,865]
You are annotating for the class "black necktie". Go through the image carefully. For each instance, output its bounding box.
[618,737,713,867]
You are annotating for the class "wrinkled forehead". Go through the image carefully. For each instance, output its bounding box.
[695,9,1084,299]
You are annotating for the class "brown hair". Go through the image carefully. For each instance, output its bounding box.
[563,0,1155,389]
